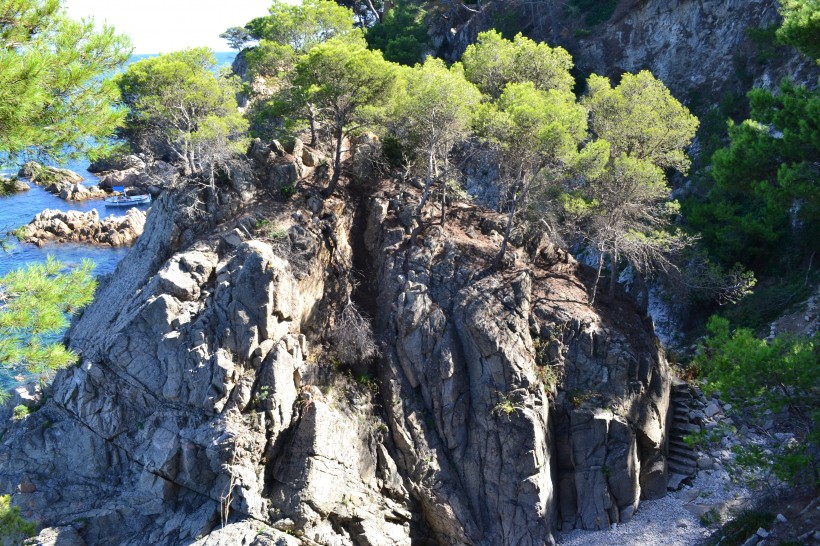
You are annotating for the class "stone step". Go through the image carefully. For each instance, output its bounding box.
[668,448,698,462]
[667,472,689,490]
[669,439,695,451]
[668,461,698,475]
[670,422,701,434]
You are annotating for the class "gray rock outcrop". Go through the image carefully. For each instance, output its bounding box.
[0,177,30,194]
[365,193,670,541]
[2,143,672,545]
[18,208,146,247]
[16,162,108,201]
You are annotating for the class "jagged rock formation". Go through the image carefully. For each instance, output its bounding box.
[16,161,108,201]
[19,208,146,247]
[0,177,29,194]
[1,142,671,545]
[96,159,178,199]
[434,0,818,98]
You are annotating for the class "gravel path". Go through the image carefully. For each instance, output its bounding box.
[557,466,750,546]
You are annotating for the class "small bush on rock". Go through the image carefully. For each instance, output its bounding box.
[0,495,36,544]
[697,316,819,486]
[329,304,379,366]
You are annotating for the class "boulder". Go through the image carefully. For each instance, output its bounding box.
[301,145,324,167]
[18,207,146,247]
[88,153,145,173]
[17,161,83,185]
[0,177,30,194]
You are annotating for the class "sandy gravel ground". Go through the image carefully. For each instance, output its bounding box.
[557,467,750,546]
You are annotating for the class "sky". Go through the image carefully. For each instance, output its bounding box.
[65,0,275,54]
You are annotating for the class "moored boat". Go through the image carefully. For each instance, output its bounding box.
[104,186,151,207]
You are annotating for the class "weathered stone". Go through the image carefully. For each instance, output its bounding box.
[19,208,146,247]
[18,161,83,185]
[704,400,721,418]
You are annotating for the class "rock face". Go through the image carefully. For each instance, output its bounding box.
[0,177,30,194]
[97,159,177,197]
[1,144,670,545]
[365,193,670,542]
[17,161,108,201]
[435,0,818,99]
[19,208,146,247]
[570,0,818,97]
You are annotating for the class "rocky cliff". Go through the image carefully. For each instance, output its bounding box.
[1,141,670,545]
[435,0,818,99]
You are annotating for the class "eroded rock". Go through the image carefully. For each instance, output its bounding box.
[18,208,146,247]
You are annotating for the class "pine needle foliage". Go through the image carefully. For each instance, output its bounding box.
[0,256,96,391]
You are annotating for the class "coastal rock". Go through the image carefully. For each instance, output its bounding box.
[1,150,671,545]
[56,182,108,201]
[19,208,146,247]
[97,160,177,191]
[0,177,30,194]
[0,177,409,544]
[18,161,84,185]
[366,190,670,541]
[15,161,107,201]
[88,154,146,174]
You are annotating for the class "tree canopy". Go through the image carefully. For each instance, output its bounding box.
[777,0,820,62]
[291,37,396,196]
[567,71,699,302]
[245,0,354,52]
[475,82,588,264]
[116,48,248,180]
[462,30,575,99]
[388,58,481,214]
[686,81,819,269]
[0,0,132,163]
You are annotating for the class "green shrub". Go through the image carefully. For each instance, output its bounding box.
[705,509,774,546]
[0,495,36,544]
[365,1,428,66]
[12,406,28,420]
[697,316,819,486]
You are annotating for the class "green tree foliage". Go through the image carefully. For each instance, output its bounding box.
[697,316,819,486]
[572,70,699,302]
[686,81,819,269]
[245,0,354,51]
[365,1,428,66]
[474,82,588,265]
[461,30,575,99]
[237,0,356,141]
[292,37,396,197]
[116,48,249,181]
[776,0,820,62]
[0,495,37,544]
[0,0,132,163]
[219,26,254,51]
[388,58,481,215]
[0,257,96,390]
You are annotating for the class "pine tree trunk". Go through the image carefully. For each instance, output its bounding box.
[494,196,518,269]
[308,104,318,148]
[321,122,344,198]
[608,249,619,303]
[415,146,435,216]
[589,250,605,305]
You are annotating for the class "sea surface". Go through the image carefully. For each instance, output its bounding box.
[0,51,236,390]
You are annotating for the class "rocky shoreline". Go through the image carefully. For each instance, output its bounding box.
[17,208,147,247]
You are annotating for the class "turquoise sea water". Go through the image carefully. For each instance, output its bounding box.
[0,52,236,389]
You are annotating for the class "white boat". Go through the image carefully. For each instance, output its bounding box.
[104,193,151,207]
[105,185,151,207]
